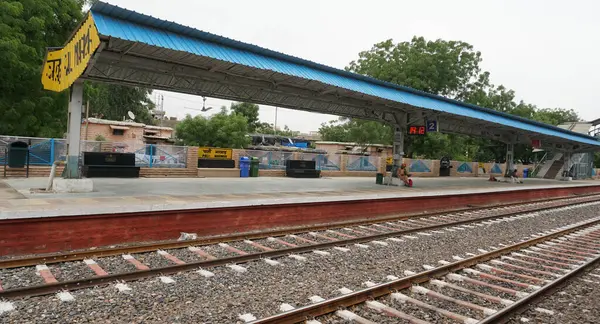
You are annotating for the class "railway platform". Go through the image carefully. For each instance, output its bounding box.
[1,176,599,256]
[1,177,599,219]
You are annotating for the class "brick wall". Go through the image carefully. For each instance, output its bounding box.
[186,146,198,171]
[80,123,144,145]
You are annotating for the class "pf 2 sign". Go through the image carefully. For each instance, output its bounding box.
[426,120,438,132]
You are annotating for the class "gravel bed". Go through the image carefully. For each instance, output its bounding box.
[201,244,237,259]
[48,261,92,282]
[2,203,599,323]
[163,248,199,263]
[94,256,135,275]
[456,279,518,301]
[227,241,258,254]
[406,288,486,320]
[506,266,600,324]
[294,232,331,244]
[133,252,172,269]
[389,297,453,323]
[253,238,287,250]
[350,302,411,324]
[460,270,532,292]
[423,281,501,310]
[0,266,42,290]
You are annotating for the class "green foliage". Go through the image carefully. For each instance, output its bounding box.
[534,108,580,125]
[254,122,300,137]
[84,82,156,125]
[230,102,260,132]
[0,0,85,137]
[94,134,106,141]
[348,37,482,97]
[343,36,583,162]
[319,117,392,145]
[175,109,250,148]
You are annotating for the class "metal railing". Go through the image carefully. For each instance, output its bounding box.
[81,141,188,168]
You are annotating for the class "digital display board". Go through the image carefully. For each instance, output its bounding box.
[408,126,426,135]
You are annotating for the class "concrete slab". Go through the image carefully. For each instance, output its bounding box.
[0,181,25,200]
[0,176,598,220]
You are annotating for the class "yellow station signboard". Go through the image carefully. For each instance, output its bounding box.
[198,147,233,160]
[41,13,101,92]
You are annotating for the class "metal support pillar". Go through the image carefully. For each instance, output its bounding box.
[65,81,84,179]
[562,151,572,178]
[393,126,405,168]
[504,143,514,177]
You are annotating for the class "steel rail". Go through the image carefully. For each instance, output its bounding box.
[1,194,596,269]
[248,217,600,324]
[0,201,598,299]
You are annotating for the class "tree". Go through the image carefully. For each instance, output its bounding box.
[347,36,583,163]
[175,108,250,148]
[254,122,300,137]
[534,108,580,125]
[0,0,85,137]
[230,102,260,131]
[319,117,393,146]
[348,37,482,98]
[346,37,487,159]
[84,82,156,124]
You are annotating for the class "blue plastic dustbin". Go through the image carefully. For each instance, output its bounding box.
[239,156,250,178]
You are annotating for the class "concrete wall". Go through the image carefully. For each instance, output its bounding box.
[315,142,392,157]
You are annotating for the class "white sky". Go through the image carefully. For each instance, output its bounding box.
[105,0,600,133]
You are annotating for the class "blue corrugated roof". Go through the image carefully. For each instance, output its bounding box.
[90,2,600,147]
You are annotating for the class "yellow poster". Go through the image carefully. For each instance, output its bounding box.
[198,147,233,160]
[41,13,101,92]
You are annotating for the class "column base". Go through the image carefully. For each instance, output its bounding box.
[52,178,94,193]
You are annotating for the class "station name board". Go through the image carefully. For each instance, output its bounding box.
[41,12,100,92]
[407,126,426,135]
[198,147,233,160]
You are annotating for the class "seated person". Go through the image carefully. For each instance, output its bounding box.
[397,163,413,186]
[510,169,523,183]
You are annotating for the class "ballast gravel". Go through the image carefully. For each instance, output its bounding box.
[1,203,600,323]
[506,265,600,324]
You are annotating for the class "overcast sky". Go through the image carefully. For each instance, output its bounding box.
[106,0,600,132]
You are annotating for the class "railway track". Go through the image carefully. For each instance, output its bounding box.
[0,194,599,300]
[248,216,600,324]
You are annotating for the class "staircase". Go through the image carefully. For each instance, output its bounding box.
[531,152,561,178]
[544,160,564,179]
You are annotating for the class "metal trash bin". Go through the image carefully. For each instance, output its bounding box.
[439,156,452,177]
[250,157,259,177]
[376,173,384,185]
[239,156,250,178]
[7,141,29,168]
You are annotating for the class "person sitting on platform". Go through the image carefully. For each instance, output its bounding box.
[510,169,523,184]
[397,163,413,187]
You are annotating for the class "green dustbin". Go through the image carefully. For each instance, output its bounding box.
[376,173,384,185]
[250,157,259,177]
[8,141,29,168]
